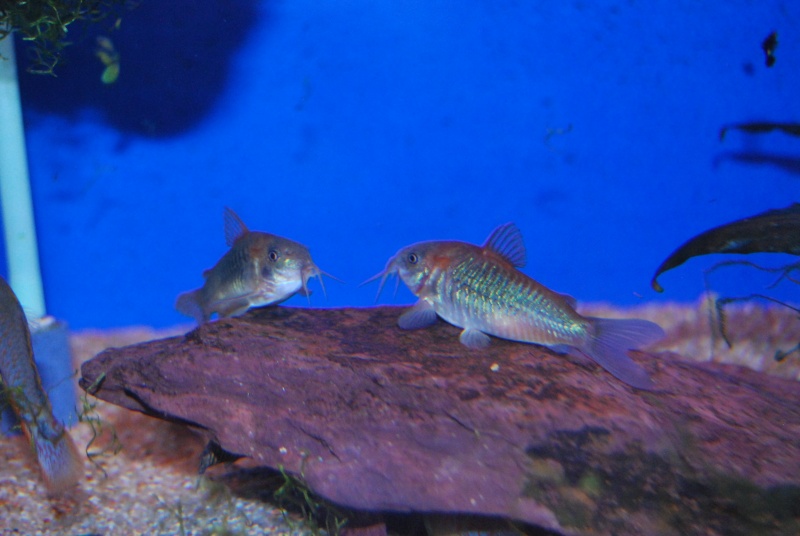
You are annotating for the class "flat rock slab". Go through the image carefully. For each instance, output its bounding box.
[79,306,800,535]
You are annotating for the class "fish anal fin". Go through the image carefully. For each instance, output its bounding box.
[398,301,438,330]
[224,207,250,247]
[459,328,491,349]
[483,222,527,268]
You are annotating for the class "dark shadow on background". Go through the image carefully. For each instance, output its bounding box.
[18,0,265,137]
[713,152,800,176]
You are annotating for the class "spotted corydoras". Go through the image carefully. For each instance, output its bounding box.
[366,223,663,389]
[176,207,330,323]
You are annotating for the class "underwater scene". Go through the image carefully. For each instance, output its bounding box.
[1,1,799,535]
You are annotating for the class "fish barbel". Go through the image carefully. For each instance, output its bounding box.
[176,207,331,323]
[366,223,663,389]
[0,276,82,495]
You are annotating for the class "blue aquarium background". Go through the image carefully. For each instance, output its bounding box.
[4,0,800,329]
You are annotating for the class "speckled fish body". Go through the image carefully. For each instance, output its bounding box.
[0,276,82,495]
[369,223,663,389]
[177,208,328,323]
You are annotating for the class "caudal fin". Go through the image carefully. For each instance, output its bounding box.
[583,317,664,390]
[33,425,83,496]
[175,289,206,323]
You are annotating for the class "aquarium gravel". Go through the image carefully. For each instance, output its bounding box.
[581,295,800,381]
[1,325,312,536]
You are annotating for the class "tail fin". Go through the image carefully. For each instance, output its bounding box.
[33,423,83,496]
[175,289,206,323]
[583,317,664,390]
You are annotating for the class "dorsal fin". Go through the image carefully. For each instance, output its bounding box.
[224,207,249,246]
[482,222,526,268]
[557,292,577,309]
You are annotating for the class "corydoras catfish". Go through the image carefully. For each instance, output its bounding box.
[176,207,330,323]
[367,223,664,389]
[0,276,82,495]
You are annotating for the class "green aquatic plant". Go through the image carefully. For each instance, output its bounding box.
[0,0,130,75]
[78,372,122,476]
[274,464,348,536]
[94,33,118,83]
[194,478,252,536]
[0,381,27,435]
[154,495,188,536]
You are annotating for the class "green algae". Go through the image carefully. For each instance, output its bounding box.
[522,425,800,534]
[577,470,603,498]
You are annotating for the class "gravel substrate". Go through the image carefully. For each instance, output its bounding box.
[1,299,797,535]
[1,324,312,536]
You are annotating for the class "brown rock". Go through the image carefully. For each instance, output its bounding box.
[79,306,800,535]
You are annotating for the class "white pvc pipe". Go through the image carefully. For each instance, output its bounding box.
[0,32,46,318]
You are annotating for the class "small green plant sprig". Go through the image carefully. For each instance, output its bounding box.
[79,372,123,475]
[274,463,349,536]
[0,0,129,75]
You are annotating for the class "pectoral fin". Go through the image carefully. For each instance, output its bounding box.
[459,328,491,349]
[215,296,254,318]
[398,301,438,330]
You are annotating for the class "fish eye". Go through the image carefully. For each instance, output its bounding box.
[268,250,280,262]
[407,253,418,264]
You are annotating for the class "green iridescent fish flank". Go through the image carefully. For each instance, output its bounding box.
[440,253,589,344]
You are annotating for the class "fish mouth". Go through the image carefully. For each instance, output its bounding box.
[361,256,401,302]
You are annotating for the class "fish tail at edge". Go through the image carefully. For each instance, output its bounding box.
[175,289,206,323]
[583,317,665,390]
[32,422,83,496]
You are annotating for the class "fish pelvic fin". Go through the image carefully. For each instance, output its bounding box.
[33,423,83,496]
[175,289,207,323]
[582,317,665,390]
[459,328,491,349]
[398,300,438,330]
[223,207,249,247]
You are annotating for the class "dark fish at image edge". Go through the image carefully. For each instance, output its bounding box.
[651,203,800,292]
[366,223,664,390]
[713,151,800,176]
[718,121,800,141]
[0,276,82,495]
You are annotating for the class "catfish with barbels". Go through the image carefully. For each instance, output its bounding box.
[365,224,664,389]
[0,276,82,495]
[176,207,332,323]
